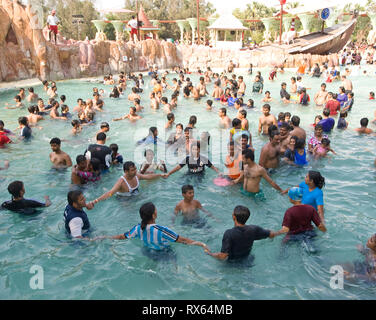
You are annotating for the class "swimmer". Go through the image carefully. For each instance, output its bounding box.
[71,120,82,135]
[5,95,25,109]
[224,141,242,180]
[237,109,249,131]
[173,185,216,223]
[109,143,123,165]
[259,129,281,170]
[355,118,374,134]
[89,161,166,205]
[128,87,141,101]
[26,87,39,103]
[49,137,72,168]
[234,149,283,196]
[150,92,159,110]
[27,105,44,127]
[93,93,104,111]
[1,180,51,213]
[278,123,291,155]
[165,113,175,130]
[112,107,142,121]
[140,149,167,174]
[161,97,173,113]
[289,115,306,141]
[206,99,213,111]
[314,83,329,106]
[212,81,223,100]
[196,77,208,97]
[313,138,336,159]
[133,98,144,112]
[71,155,88,185]
[237,76,246,97]
[258,104,277,135]
[97,202,207,251]
[72,158,101,184]
[261,90,273,102]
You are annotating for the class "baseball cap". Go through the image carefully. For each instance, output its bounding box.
[288,187,303,201]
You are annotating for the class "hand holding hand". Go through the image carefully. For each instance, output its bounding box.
[86,202,95,210]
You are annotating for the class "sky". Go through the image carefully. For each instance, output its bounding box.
[94,0,370,13]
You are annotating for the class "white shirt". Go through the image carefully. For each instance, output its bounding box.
[128,19,138,29]
[69,217,84,238]
[47,15,59,26]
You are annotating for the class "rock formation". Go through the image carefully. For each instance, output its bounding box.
[0,0,340,83]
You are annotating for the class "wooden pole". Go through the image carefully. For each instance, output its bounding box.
[197,0,200,44]
[279,4,283,45]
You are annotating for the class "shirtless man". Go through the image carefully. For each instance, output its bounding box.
[128,87,141,101]
[237,76,246,97]
[173,184,215,223]
[290,77,297,95]
[278,123,291,154]
[227,60,235,73]
[212,81,223,100]
[88,161,165,205]
[161,97,172,113]
[150,92,159,110]
[341,75,353,93]
[196,77,208,98]
[237,109,249,131]
[314,83,329,106]
[27,106,44,126]
[49,137,72,169]
[259,130,281,170]
[133,98,144,112]
[261,91,273,102]
[258,104,277,135]
[355,118,374,134]
[93,93,104,111]
[5,95,24,109]
[112,106,142,122]
[27,88,39,104]
[233,149,283,195]
[218,108,232,129]
[289,115,306,140]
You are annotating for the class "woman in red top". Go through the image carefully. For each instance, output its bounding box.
[220,88,231,105]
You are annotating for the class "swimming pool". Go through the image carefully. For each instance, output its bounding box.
[0,66,375,300]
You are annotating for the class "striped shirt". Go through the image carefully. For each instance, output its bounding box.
[124,224,179,250]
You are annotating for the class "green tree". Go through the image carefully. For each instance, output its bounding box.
[42,0,99,40]
[123,0,215,39]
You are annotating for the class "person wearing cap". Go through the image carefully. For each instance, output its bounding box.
[274,187,326,241]
[46,9,60,44]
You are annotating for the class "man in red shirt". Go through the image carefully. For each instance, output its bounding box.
[325,92,340,116]
[273,187,326,243]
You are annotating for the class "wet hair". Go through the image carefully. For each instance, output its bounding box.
[232,118,241,128]
[291,115,300,126]
[90,158,101,172]
[189,115,197,125]
[182,184,194,194]
[247,99,254,107]
[130,106,137,113]
[67,190,83,206]
[184,127,192,133]
[220,107,227,115]
[28,87,34,93]
[50,137,61,145]
[339,111,347,118]
[161,97,168,104]
[321,138,330,146]
[285,112,291,119]
[134,98,140,105]
[7,181,24,198]
[241,134,249,141]
[242,149,255,162]
[308,170,325,189]
[14,95,21,102]
[109,143,118,154]
[360,118,369,127]
[295,138,305,149]
[60,95,66,102]
[233,205,250,225]
[100,122,109,129]
[269,129,279,140]
[280,122,290,131]
[123,161,136,172]
[140,202,156,230]
[61,105,69,112]
[239,109,247,117]
[278,112,285,122]
[28,105,37,114]
[281,82,287,87]
[149,127,158,137]
[76,155,86,165]
[323,108,330,117]
[206,100,213,106]
[262,103,271,111]
[176,123,183,129]
[167,113,175,121]
[315,124,323,131]
[96,132,106,141]
[18,117,28,126]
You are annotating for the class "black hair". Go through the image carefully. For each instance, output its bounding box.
[7,181,24,198]
[291,115,300,126]
[67,190,83,206]
[242,149,255,161]
[308,170,325,189]
[50,137,61,145]
[96,132,106,141]
[123,161,136,172]
[220,107,227,115]
[140,202,155,230]
[134,98,140,105]
[161,97,168,104]
[182,184,194,194]
[295,138,305,149]
[18,117,28,126]
[100,122,109,129]
[241,134,249,141]
[109,143,118,153]
[323,108,330,117]
[321,138,330,146]
[189,115,197,125]
[206,100,213,106]
[90,158,101,172]
[28,87,34,93]
[14,95,21,102]
[76,155,86,165]
[239,109,247,117]
[262,103,271,111]
[167,113,175,121]
[247,99,254,107]
[278,112,285,121]
[232,118,241,128]
[233,205,250,225]
[60,95,66,102]
[269,129,279,140]
[360,118,369,127]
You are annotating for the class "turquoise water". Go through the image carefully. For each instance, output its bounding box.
[0,67,375,300]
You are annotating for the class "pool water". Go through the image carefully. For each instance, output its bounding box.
[0,66,375,300]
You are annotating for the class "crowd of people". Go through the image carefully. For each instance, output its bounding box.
[1,58,375,282]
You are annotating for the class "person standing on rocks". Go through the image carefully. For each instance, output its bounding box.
[46,9,60,44]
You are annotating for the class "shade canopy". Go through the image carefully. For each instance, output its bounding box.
[207,13,248,30]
